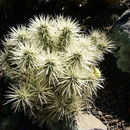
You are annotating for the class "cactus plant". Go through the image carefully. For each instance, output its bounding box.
[0,15,113,129]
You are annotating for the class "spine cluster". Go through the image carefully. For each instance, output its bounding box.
[0,15,113,126]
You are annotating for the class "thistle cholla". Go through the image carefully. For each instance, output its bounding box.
[0,15,113,126]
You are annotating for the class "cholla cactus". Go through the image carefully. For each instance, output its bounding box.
[0,15,113,129]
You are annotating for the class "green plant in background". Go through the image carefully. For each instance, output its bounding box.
[0,15,113,129]
[112,25,130,73]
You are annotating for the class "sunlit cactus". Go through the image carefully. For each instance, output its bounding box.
[0,15,113,129]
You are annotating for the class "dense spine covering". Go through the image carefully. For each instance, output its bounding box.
[0,15,113,127]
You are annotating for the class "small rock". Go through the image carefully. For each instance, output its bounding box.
[104,120,108,125]
[105,115,113,119]
[100,116,106,121]
[112,119,119,123]
[97,111,103,117]
[76,113,107,130]
[91,109,98,115]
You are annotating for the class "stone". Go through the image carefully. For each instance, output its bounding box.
[111,9,130,73]
[113,9,130,32]
[97,111,103,117]
[76,114,107,130]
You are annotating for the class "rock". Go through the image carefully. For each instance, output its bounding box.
[111,9,130,73]
[97,111,103,117]
[104,114,113,119]
[76,114,107,130]
[114,9,130,33]
[112,9,130,34]
[114,9,130,28]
